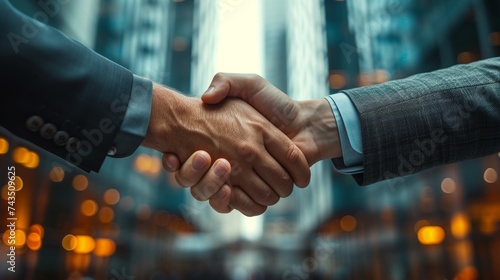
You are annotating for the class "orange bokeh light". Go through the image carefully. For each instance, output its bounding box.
[484,168,497,183]
[93,238,116,257]
[340,215,357,232]
[81,200,98,217]
[30,224,44,238]
[104,189,120,205]
[12,147,30,164]
[49,166,65,182]
[24,152,39,168]
[418,226,445,245]
[26,232,42,251]
[0,138,8,154]
[72,175,88,191]
[99,207,115,223]
[451,213,470,239]
[74,235,95,254]
[3,229,26,247]
[62,234,77,251]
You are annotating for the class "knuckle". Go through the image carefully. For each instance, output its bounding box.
[249,73,263,83]
[237,142,257,161]
[253,187,279,206]
[286,144,300,163]
[191,183,216,201]
[276,175,293,197]
[175,173,193,188]
[237,142,252,154]
[214,72,226,82]
[276,168,293,188]
[233,197,254,215]
[190,187,203,201]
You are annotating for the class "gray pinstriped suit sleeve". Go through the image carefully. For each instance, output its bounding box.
[343,58,500,186]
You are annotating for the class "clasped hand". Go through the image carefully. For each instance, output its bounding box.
[145,74,340,216]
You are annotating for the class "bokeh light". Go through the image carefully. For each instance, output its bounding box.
[134,154,152,173]
[451,213,470,239]
[49,166,65,182]
[0,137,9,154]
[12,147,30,164]
[72,175,88,191]
[30,224,45,238]
[80,200,98,217]
[340,215,357,232]
[24,152,39,168]
[62,234,77,251]
[483,168,497,183]
[93,238,116,257]
[134,154,161,176]
[13,176,23,191]
[104,189,120,205]
[3,229,26,247]
[329,72,346,89]
[417,226,445,245]
[99,207,115,223]
[457,52,476,64]
[74,235,95,254]
[441,178,456,194]
[454,266,478,280]
[26,232,42,251]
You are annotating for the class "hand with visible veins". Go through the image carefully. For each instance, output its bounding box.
[143,83,311,216]
[162,73,342,214]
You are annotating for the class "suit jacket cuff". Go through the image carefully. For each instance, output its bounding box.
[325,94,364,174]
[109,75,153,158]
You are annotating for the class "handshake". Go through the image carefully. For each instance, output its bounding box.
[142,73,341,216]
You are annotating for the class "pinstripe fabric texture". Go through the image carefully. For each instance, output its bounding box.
[344,58,500,185]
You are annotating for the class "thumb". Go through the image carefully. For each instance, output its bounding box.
[202,73,263,105]
[201,73,299,130]
[201,85,228,104]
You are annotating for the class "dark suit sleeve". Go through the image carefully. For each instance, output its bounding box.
[0,0,143,172]
[343,58,500,185]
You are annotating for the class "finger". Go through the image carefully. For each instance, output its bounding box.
[235,171,280,206]
[209,184,233,214]
[174,151,211,188]
[162,153,181,172]
[264,133,311,188]
[229,186,267,217]
[253,159,293,198]
[190,159,231,201]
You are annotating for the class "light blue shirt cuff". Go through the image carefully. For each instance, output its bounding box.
[110,75,153,158]
[325,93,364,174]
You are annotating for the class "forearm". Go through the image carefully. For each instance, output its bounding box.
[345,58,500,185]
[0,0,135,171]
[298,99,342,164]
[142,83,181,152]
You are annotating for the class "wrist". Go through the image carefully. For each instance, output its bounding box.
[299,99,342,163]
[142,83,188,152]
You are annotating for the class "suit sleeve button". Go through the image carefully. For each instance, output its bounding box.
[26,116,44,132]
[40,123,57,139]
[107,146,117,156]
[54,131,69,146]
